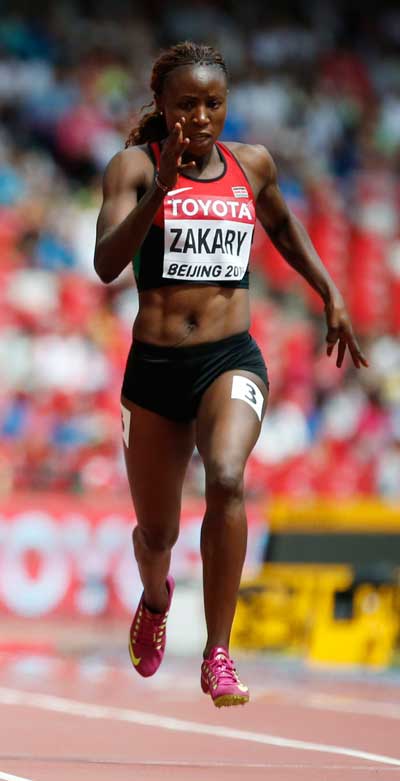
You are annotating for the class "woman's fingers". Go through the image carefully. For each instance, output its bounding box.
[159,119,193,187]
[348,337,369,368]
[326,329,369,369]
[326,329,339,357]
[169,122,191,158]
[324,301,369,369]
[336,338,347,368]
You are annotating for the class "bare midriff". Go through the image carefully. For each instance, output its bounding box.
[133,285,250,346]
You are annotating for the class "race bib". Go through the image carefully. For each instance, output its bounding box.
[163,194,255,282]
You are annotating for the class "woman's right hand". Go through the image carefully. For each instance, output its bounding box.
[157,117,195,190]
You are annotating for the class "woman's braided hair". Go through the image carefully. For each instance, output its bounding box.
[125,41,228,147]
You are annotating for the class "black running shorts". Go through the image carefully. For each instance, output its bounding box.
[121,331,269,422]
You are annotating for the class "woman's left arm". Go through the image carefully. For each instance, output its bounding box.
[253,146,368,369]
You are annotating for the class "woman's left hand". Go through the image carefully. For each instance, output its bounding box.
[324,297,369,369]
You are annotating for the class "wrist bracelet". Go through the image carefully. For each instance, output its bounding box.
[155,173,169,194]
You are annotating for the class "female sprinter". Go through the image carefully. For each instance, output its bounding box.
[94,41,368,708]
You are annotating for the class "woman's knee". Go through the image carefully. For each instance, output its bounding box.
[205,458,244,506]
[133,522,179,554]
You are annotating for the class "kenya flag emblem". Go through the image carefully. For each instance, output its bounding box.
[232,186,248,198]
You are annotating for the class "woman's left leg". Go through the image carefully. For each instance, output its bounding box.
[195,369,268,658]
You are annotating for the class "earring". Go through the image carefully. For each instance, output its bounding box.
[159,110,163,116]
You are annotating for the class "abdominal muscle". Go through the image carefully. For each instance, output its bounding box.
[133,284,250,347]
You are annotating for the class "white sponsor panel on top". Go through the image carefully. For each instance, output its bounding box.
[0,512,70,616]
[164,195,253,220]
[0,505,204,617]
[0,499,265,617]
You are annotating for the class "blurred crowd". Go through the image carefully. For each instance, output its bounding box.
[0,0,400,499]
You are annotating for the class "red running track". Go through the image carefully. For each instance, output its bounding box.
[1,647,400,781]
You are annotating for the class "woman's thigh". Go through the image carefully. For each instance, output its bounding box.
[195,369,269,477]
[121,395,195,538]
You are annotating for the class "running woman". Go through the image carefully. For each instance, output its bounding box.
[94,41,368,707]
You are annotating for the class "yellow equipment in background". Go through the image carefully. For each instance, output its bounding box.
[232,564,400,667]
[232,500,400,668]
[308,578,399,667]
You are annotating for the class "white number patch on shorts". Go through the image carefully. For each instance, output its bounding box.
[121,403,131,448]
[231,375,263,421]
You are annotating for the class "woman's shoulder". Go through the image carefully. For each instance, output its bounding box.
[221,141,276,188]
[106,143,154,172]
[102,144,155,190]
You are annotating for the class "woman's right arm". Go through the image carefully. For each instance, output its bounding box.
[94,120,193,284]
[93,147,165,284]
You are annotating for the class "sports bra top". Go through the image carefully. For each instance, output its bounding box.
[133,141,256,291]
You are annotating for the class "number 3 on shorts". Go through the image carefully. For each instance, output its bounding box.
[231,375,264,421]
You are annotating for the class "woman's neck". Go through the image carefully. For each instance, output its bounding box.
[182,143,220,176]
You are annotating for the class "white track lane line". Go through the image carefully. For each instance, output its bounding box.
[0,773,35,781]
[0,686,400,768]
[3,760,400,772]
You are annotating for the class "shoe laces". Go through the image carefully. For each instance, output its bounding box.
[134,605,168,650]
[205,650,239,686]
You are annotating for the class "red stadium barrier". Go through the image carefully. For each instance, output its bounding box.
[0,493,266,619]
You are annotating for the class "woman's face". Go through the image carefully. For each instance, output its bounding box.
[159,64,228,154]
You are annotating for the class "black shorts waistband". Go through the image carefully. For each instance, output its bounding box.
[131,331,251,361]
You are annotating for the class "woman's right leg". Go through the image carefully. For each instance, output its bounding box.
[121,396,195,612]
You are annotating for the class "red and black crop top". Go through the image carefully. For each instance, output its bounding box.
[133,141,256,291]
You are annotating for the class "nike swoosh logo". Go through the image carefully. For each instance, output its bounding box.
[167,186,193,196]
[129,642,141,667]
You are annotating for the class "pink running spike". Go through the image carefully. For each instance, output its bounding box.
[201,646,250,707]
[129,575,174,677]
